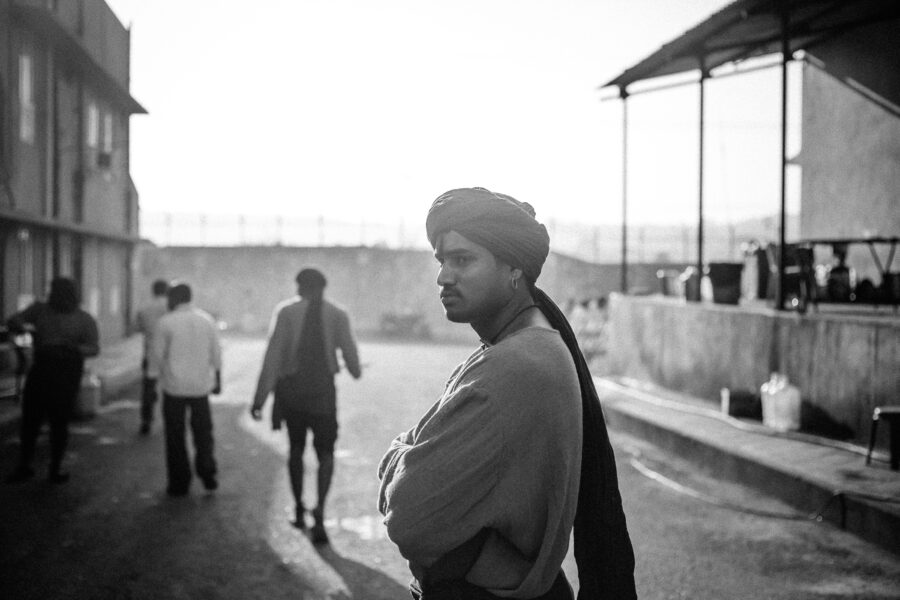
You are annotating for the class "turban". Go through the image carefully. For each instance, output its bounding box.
[426,187,550,283]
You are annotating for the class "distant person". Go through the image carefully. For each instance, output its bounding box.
[5,277,99,484]
[153,282,222,497]
[251,268,361,544]
[136,279,170,435]
[377,188,635,599]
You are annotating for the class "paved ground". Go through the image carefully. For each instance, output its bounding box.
[1,336,899,599]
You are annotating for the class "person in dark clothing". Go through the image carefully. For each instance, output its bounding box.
[5,277,100,484]
[251,268,361,544]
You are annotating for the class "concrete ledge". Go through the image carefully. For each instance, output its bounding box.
[84,335,143,403]
[96,365,141,403]
[605,293,900,449]
[597,377,900,556]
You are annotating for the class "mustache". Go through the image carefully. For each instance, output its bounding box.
[439,287,460,298]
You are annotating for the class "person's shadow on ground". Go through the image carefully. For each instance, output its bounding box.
[313,543,411,600]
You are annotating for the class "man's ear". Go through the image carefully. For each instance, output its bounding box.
[510,267,524,284]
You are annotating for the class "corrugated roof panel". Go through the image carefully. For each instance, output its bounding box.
[602,0,900,91]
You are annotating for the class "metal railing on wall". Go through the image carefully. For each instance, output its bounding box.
[140,211,784,264]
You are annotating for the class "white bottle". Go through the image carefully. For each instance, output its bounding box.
[761,373,801,431]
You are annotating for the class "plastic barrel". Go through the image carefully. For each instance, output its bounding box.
[706,262,743,305]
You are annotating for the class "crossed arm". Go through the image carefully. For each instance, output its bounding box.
[377,388,503,569]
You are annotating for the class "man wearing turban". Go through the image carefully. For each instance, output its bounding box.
[378,188,636,599]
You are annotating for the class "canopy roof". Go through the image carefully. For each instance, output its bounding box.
[602,0,900,91]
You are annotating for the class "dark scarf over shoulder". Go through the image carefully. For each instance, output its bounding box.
[427,188,636,599]
[533,286,636,599]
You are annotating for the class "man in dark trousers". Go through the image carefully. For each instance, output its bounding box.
[153,283,222,497]
[251,268,361,544]
[135,279,169,435]
[378,188,635,599]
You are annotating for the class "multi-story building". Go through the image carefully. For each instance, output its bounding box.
[0,0,145,342]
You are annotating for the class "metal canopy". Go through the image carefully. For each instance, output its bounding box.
[601,0,900,310]
[602,0,900,92]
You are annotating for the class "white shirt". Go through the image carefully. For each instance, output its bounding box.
[153,303,222,397]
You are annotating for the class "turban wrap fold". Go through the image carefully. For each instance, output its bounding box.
[426,187,637,600]
[426,187,550,283]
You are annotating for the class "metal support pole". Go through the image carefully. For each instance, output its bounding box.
[698,62,707,281]
[620,86,629,293]
[777,0,790,310]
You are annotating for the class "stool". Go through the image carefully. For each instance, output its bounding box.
[866,406,900,471]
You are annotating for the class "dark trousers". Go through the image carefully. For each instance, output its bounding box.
[162,394,217,491]
[18,347,84,474]
[410,571,573,600]
[140,359,158,426]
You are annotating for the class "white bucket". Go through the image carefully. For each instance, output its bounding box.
[75,371,102,419]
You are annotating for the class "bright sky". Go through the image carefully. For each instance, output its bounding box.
[106,0,797,228]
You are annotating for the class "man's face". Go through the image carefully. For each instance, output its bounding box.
[434,230,512,324]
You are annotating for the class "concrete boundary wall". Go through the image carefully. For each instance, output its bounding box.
[605,294,900,448]
[133,244,679,344]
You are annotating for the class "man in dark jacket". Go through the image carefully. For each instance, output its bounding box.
[6,277,99,484]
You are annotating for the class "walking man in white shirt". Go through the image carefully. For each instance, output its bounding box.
[153,282,223,497]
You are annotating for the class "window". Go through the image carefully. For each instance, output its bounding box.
[98,112,113,168]
[109,284,120,316]
[103,113,113,153]
[16,227,35,310]
[87,101,99,148]
[18,53,35,143]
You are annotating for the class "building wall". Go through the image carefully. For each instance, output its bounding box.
[8,27,48,217]
[80,0,131,88]
[0,225,47,312]
[99,240,128,339]
[799,54,900,283]
[43,0,131,88]
[804,19,900,118]
[55,73,81,221]
[0,0,9,212]
[0,0,141,340]
[800,63,900,240]
[79,237,128,340]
